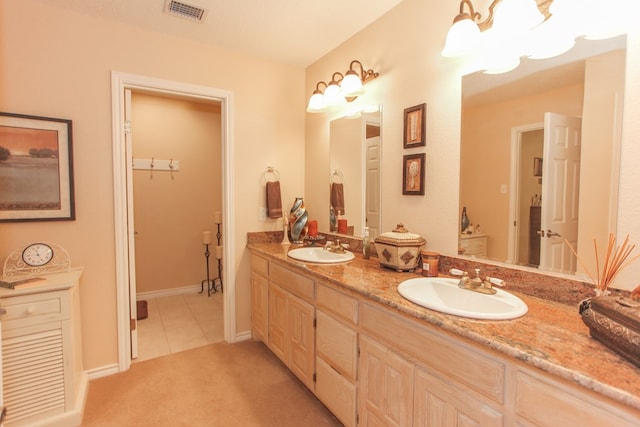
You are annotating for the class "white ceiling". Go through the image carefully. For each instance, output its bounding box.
[37,0,405,68]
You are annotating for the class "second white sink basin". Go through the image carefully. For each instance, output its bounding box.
[397,277,528,320]
[287,247,355,264]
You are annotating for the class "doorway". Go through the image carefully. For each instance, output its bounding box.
[112,71,236,372]
[130,92,223,361]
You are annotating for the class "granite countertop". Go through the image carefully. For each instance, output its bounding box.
[248,242,640,412]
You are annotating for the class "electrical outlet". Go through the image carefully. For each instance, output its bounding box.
[259,207,267,221]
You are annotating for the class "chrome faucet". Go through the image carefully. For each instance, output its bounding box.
[456,268,505,295]
[324,239,346,254]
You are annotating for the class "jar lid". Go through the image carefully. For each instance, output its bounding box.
[375,223,426,246]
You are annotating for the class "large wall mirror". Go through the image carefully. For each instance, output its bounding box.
[329,109,382,239]
[460,35,626,277]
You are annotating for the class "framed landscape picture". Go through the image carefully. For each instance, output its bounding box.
[0,112,75,222]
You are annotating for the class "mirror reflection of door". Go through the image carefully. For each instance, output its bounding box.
[539,112,581,274]
[365,122,380,239]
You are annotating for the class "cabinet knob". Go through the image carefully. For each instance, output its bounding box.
[26,306,36,315]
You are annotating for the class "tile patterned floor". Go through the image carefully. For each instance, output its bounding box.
[135,290,224,362]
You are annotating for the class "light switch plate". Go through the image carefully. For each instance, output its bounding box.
[259,207,267,221]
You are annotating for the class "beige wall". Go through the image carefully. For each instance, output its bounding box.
[0,0,305,371]
[131,93,221,294]
[305,0,640,289]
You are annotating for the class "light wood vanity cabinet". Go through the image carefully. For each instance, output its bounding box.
[249,251,640,427]
[250,255,269,343]
[264,261,315,390]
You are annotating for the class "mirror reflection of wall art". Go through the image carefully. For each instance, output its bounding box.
[402,153,425,195]
[533,157,543,177]
[403,103,426,148]
[0,112,75,222]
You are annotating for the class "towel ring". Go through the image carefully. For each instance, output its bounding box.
[330,169,344,184]
[264,166,280,183]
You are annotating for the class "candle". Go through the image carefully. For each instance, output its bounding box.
[202,231,212,245]
[216,245,223,259]
[308,220,318,237]
[214,211,222,224]
[338,219,348,234]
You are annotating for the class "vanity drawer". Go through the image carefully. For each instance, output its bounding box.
[251,254,269,278]
[1,290,69,331]
[316,283,358,326]
[269,263,314,303]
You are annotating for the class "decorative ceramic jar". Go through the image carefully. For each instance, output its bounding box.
[374,223,426,272]
[289,197,308,244]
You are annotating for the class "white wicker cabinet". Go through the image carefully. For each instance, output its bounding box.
[0,269,86,427]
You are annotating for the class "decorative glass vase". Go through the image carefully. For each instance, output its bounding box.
[289,197,308,244]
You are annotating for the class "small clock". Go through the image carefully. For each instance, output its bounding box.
[21,243,54,267]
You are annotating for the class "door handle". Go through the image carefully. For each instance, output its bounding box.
[536,230,545,237]
[546,230,562,238]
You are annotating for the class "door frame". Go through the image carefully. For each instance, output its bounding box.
[507,122,543,265]
[111,71,236,371]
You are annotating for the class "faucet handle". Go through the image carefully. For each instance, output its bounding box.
[488,277,505,287]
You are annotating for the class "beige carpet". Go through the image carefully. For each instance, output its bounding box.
[82,340,342,426]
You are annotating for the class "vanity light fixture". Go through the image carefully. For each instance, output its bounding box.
[442,0,633,74]
[306,60,379,113]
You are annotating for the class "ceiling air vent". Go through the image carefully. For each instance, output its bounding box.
[165,0,208,22]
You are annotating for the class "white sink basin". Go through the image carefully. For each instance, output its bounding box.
[287,247,355,264]
[397,277,528,320]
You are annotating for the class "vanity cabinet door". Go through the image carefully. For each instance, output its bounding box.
[267,282,288,364]
[250,271,268,343]
[358,335,414,427]
[414,367,504,427]
[287,294,315,390]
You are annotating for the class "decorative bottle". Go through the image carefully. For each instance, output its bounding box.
[362,227,371,260]
[461,207,470,233]
[289,197,308,244]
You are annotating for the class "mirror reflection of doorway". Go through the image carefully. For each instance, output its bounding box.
[515,128,543,267]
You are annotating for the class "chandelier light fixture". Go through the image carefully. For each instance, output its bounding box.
[306,60,379,113]
[442,0,633,74]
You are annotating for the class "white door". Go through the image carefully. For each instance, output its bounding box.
[365,136,381,239]
[539,112,582,274]
[124,89,139,359]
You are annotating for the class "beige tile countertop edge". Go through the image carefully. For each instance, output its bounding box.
[248,242,640,412]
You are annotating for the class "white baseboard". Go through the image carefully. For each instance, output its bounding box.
[136,284,205,300]
[85,363,120,380]
[235,330,252,342]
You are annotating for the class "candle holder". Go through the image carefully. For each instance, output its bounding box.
[213,222,223,293]
[200,243,216,296]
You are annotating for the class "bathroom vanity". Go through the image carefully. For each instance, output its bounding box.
[248,242,640,426]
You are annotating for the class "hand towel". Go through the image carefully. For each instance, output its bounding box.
[266,181,283,219]
[330,182,345,215]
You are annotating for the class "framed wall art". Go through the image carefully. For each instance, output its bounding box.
[0,112,75,222]
[402,153,425,195]
[533,157,543,177]
[403,103,426,148]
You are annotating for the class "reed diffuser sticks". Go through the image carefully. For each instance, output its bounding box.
[565,233,640,295]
